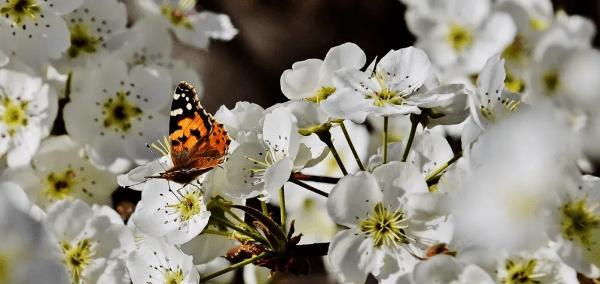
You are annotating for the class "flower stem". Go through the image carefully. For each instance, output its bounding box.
[201,252,270,282]
[279,186,286,233]
[260,200,269,216]
[383,116,389,164]
[202,229,232,237]
[425,151,463,185]
[339,121,365,171]
[290,179,329,197]
[211,215,268,245]
[290,172,340,184]
[317,131,348,175]
[402,114,419,162]
[225,209,257,233]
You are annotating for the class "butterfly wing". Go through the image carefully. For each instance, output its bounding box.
[168,81,212,167]
[189,119,231,169]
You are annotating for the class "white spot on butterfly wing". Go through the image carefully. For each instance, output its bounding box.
[171,108,183,116]
[186,103,192,110]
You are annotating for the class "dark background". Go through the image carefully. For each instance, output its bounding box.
[191,0,600,112]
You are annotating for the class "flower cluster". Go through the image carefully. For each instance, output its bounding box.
[1,0,600,283]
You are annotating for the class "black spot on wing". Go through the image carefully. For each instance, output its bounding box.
[190,128,201,139]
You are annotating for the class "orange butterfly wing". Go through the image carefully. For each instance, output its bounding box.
[189,120,231,169]
[168,81,230,171]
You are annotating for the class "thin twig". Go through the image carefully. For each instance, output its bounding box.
[290,179,329,197]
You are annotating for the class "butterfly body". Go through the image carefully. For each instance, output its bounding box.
[151,81,230,184]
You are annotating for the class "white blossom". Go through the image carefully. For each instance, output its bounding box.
[136,0,237,49]
[0,0,83,68]
[127,236,200,284]
[64,57,171,173]
[0,68,57,168]
[46,199,135,283]
[0,135,115,208]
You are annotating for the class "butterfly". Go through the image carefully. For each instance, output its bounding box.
[150,81,231,185]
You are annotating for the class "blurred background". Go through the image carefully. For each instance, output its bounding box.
[117,1,600,282]
[170,0,600,112]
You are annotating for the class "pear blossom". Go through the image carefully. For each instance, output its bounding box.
[136,0,237,49]
[326,162,452,283]
[0,0,597,281]
[180,167,244,265]
[412,255,495,284]
[298,115,368,177]
[117,154,170,191]
[45,199,135,283]
[0,135,115,208]
[64,57,171,173]
[115,17,172,68]
[426,247,578,283]
[323,47,435,122]
[54,0,127,69]
[131,177,211,245]
[0,186,68,284]
[495,249,578,283]
[528,45,571,101]
[214,101,265,142]
[226,108,303,199]
[462,55,526,149]
[0,68,57,168]
[368,127,454,179]
[404,0,517,74]
[0,0,83,68]
[451,107,579,253]
[496,0,554,77]
[534,11,595,57]
[548,175,600,278]
[127,236,200,284]
[280,42,366,102]
[559,48,600,111]
[497,1,595,95]
[114,17,203,93]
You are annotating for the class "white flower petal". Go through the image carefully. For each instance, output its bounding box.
[7,127,41,168]
[378,47,432,93]
[263,158,293,195]
[128,236,200,284]
[328,228,385,284]
[45,0,84,15]
[263,108,299,160]
[327,171,383,227]
[134,178,210,245]
[280,59,323,100]
[320,88,370,123]
[320,42,366,84]
[413,255,462,283]
[173,12,238,49]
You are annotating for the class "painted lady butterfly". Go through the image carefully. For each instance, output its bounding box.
[153,81,230,184]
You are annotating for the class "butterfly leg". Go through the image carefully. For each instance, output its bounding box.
[176,180,203,197]
[166,180,184,201]
[188,179,204,195]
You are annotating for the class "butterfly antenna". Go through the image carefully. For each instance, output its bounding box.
[145,139,182,200]
[123,180,149,191]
